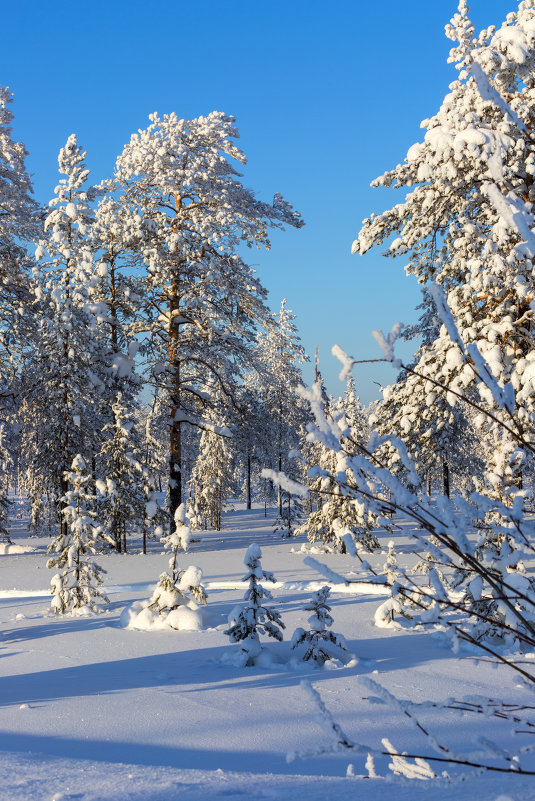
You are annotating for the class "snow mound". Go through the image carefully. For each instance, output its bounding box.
[0,542,35,555]
[287,655,359,672]
[120,599,203,631]
[220,645,287,669]
[291,542,334,555]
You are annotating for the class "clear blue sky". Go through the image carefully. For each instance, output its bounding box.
[2,0,515,403]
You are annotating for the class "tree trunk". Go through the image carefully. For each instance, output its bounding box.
[246,453,251,510]
[278,451,283,516]
[59,470,69,540]
[168,283,182,531]
[442,457,450,498]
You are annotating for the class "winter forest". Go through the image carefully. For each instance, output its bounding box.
[5,1,535,799]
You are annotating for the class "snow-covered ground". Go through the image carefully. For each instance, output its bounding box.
[1,506,534,800]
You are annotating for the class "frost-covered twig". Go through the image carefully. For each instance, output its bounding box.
[293,680,535,776]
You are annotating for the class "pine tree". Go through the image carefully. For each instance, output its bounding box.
[0,425,12,543]
[353,1,535,501]
[47,455,113,615]
[298,384,380,553]
[251,300,309,515]
[138,393,168,551]
[0,86,40,540]
[224,543,285,666]
[113,112,303,527]
[92,191,146,549]
[123,505,207,631]
[0,85,38,246]
[291,586,349,664]
[190,424,235,531]
[348,1,535,636]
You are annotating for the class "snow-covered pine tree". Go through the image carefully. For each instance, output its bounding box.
[91,193,143,355]
[47,455,113,615]
[224,543,285,666]
[159,502,207,605]
[91,192,146,549]
[373,540,414,627]
[190,424,235,531]
[137,392,168,550]
[0,85,38,245]
[291,585,349,665]
[298,383,380,553]
[23,135,108,535]
[253,300,309,516]
[368,288,484,497]
[349,1,535,635]
[352,1,535,503]
[0,86,40,540]
[0,84,39,346]
[122,504,206,631]
[113,112,303,528]
[0,425,12,543]
[97,392,144,553]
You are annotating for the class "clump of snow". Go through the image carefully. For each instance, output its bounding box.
[374,597,403,629]
[0,543,35,555]
[220,644,287,670]
[371,322,404,367]
[260,468,309,498]
[331,344,356,382]
[120,597,203,631]
[179,565,203,592]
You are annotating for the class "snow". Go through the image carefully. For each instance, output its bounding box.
[371,322,404,367]
[2,505,535,799]
[120,597,203,631]
[261,468,309,498]
[331,344,355,382]
[0,542,34,555]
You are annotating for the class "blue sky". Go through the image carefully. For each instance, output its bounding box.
[2,0,515,402]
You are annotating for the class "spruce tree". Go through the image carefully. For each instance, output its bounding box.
[97,392,144,553]
[291,586,349,665]
[47,455,113,615]
[298,385,380,553]
[224,543,285,666]
[0,85,40,540]
[23,135,108,534]
[157,503,207,606]
[190,424,235,531]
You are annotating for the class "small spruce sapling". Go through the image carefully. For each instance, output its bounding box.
[375,540,424,627]
[47,455,114,615]
[154,504,207,609]
[122,505,206,631]
[374,540,404,626]
[225,542,285,666]
[291,585,349,665]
